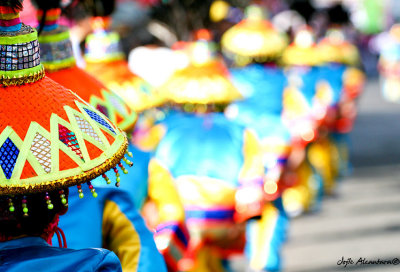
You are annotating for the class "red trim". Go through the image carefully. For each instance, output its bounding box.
[0,17,20,27]
[0,7,19,14]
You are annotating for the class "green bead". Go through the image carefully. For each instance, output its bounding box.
[128,152,133,157]
[79,193,84,199]
[48,204,54,210]
[116,177,121,182]
[92,192,98,198]
[9,206,14,212]
[23,207,28,214]
[106,180,111,184]
[61,198,67,204]
[123,169,128,174]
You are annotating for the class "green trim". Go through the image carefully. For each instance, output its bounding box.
[85,53,125,63]
[0,30,38,45]
[86,31,120,44]
[42,57,76,71]
[0,64,44,79]
[38,30,70,44]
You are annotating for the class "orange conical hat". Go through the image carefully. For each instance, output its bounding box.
[36,8,137,133]
[161,40,242,105]
[84,17,164,112]
[281,27,322,66]
[0,6,129,196]
[221,5,288,65]
[317,28,360,66]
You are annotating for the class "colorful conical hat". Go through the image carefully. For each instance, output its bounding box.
[160,40,242,105]
[281,27,322,67]
[36,8,137,133]
[0,5,130,198]
[84,17,164,112]
[317,28,359,66]
[221,5,288,66]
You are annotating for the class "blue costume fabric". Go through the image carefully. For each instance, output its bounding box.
[318,63,351,178]
[230,64,287,116]
[286,66,320,106]
[155,113,246,186]
[53,186,166,272]
[245,197,289,272]
[227,64,290,272]
[152,111,265,271]
[0,237,122,272]
[318,64,347,106]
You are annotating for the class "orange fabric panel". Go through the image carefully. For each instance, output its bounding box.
[0,77,82,140]
[59,149,79,171]
[20,160,37,179]
[85,140,104,160]
[47,66,104,102]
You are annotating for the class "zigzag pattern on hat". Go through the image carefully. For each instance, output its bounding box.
[0,99,125,193]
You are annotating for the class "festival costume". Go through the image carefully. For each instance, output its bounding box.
[52,186,167,272]
[221,9,290,271]
[83,15,186,270]
[149,39,267,272]
[0,2,133,270]
[84,16,163,113]
[32,6,166,271]
[317,28,364,184]
[280,28,329,215]
[0,237,121,272]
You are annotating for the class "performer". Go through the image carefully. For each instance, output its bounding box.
[0,0,132,270]
[317,27,364,189]
[280,26,332,215]
[82,0,188,269]
[30,1,167,271]
[221,6,290,271]
[151,38,266,272]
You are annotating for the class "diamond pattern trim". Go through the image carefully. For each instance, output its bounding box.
[74,115,103,144]
[58,124,84,161]
[30,133,52,173]
[0,138,20,179]
[84,108,116,134]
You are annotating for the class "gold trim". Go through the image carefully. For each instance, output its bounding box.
[0,68,46,87]
[0,137,128,195]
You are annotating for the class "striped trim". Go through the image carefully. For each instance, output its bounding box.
[185,208,235,221]
[0,23,20,32]
[0,12,19,20]
[37,8,60,32]
[0,8,20,32]
[0,6,20,14]
[157,223,189,247]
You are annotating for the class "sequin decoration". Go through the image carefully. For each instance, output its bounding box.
[96,104,109,118]
[0,40,40,71]
[58,124,84,161]
[74,115,103,144]
[30,133,52,173]
[40,37,73,63]
[84,108,116,134]
[0,138,20,179]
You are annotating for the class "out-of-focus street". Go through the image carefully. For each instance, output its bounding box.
[283,79,400,272]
